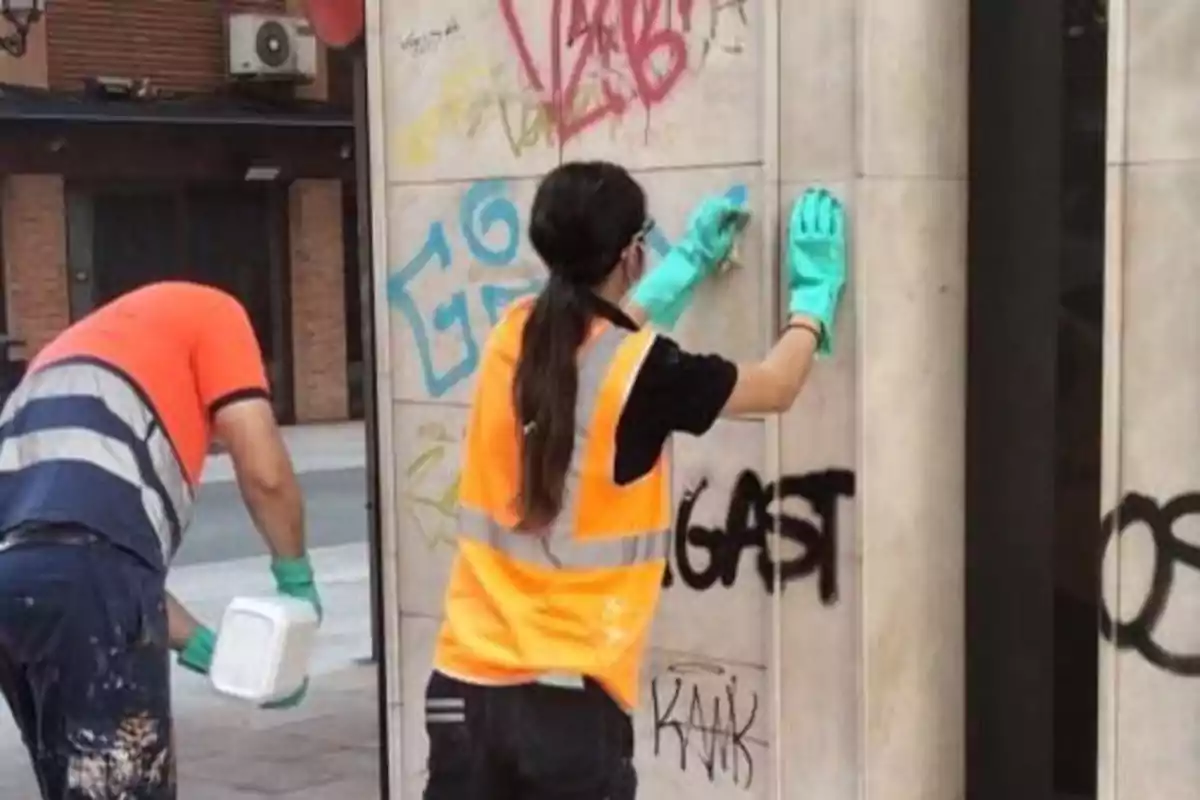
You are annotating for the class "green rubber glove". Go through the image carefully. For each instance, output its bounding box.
[177,626,216,675]
[652,285,697,331]
[271,554,323,623]
[631,195,748,330]
[787,187,847,356]
[262,678,309,711]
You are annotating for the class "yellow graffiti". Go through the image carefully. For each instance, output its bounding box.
[493,82,614,158]
[400,421,462,551]
[394,58,494,169]
[393,60,631,167]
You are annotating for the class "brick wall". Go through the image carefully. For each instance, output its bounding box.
[2,176,69,356]
[289,180,347,422]
[0,16,48,88]
[47,0,287,93]
[0,4,351,421]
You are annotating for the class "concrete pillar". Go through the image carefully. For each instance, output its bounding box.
[778,1,967,798]
[369,0,968,794]
[289,179,348,422]
[1099,3,1200,798]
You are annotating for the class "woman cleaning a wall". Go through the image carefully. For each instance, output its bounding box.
[422,160,848,799]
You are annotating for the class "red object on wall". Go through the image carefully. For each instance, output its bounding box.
[302,0,364,48]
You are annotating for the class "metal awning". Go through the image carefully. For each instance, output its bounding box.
[0,83,352,128]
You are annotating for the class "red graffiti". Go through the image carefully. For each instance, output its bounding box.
[499,0,693,143]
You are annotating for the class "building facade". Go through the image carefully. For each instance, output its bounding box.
[1096,3,1200,799]
[0,0,362,423]
[367,0,968,796]
[365,0,1200,799]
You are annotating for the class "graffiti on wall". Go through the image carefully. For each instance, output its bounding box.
[396,17,463,58]
[663,468,855,600]
[394,0,750,165]
[395,412,854,605]
[386,179,542,398]
[1099,490,1200,676]
[650,659,764,790]
[387,179,747,399]
[399,421,463,551]
[501,0,699,144]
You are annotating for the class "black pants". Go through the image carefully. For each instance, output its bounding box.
[0,533,174,799]
[423,671,636,800]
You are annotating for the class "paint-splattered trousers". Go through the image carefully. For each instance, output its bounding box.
[0,526,175,799]
[423,670,637,800]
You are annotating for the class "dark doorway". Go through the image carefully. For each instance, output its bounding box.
[1053,1,1107,796]
[967,1,1106,799]
[65,181,295,422]
[91,189,182,297]
[342,180,364,420]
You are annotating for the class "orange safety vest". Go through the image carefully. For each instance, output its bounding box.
[434,302,671,710]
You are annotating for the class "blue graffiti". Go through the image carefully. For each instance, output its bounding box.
[386,221,483,397]
[388,180,749,398]
[387,182,540,397]
[460,179,521,266]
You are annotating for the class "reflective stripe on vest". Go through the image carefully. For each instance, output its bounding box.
[457,508,669,569]
[0,360,193,563]
[456,323,667,569]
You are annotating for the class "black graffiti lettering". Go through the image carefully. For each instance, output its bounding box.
[650,662,760,788]
[662,468,855,599]
[666,472,762,592]
[1098,491,1200,676]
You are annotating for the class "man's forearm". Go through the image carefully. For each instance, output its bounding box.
[214,398,308,561]
[243,478,306,560]
[166,593,201,651]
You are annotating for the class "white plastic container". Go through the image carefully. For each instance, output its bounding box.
[208,596,319,704]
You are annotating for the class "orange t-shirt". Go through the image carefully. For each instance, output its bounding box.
[31,281,270,486]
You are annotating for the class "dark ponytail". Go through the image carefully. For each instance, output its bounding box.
[513,274,591,529]
[515,161,648,530]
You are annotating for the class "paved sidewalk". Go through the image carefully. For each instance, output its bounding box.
[203,421,367,483]
[175,664,381,799]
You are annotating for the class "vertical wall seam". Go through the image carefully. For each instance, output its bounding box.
[760,0,785,792]
[851,1,867,799]
[1099,1,1130,797]
[363,0,405,793]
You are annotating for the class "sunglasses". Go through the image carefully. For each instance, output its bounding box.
[633,217,656,245]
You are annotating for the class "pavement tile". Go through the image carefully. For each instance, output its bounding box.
[183,728,344,767]
[278,774,383,799]
[175,716,263,759]
[176,729,252,762]
[277,710,381,750]
[234,696,365,733]
[178,748,351,794]
[0,768,38,799]
[177,778,276,800]
[323,746,381,775]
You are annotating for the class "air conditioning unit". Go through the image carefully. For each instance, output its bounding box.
[227,13,317,81]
